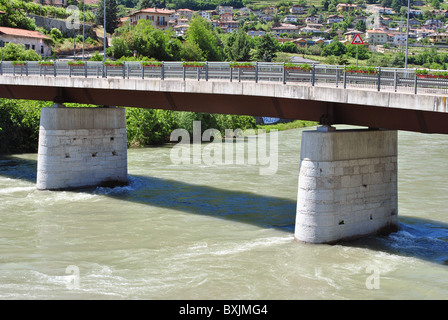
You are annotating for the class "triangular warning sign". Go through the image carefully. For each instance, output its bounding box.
[351,33,364,45]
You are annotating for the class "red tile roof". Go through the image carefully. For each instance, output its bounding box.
[0,27,51,40]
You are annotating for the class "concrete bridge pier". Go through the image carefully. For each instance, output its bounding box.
[295,126,398,244]
[36,105,128,190]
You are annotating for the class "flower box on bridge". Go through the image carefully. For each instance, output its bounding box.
[67,61,85,67]
[344,66,377,74]
[12,61,26,66]
[182,62,205,68]
[38,61,54,66]
[104,60,123,67]
[284,63,312,71]
[141,61,163,67]
[416,69,448,79]
[229,62,254,69]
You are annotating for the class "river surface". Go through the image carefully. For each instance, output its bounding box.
[0,126,447,300]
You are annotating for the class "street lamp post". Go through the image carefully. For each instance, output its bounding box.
[103,0,106,64]
[405,0,410,69]
[82,1,85,62]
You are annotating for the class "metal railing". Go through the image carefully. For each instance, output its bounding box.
[1,61,448,95]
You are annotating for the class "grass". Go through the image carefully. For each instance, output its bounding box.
[257,120,318,132]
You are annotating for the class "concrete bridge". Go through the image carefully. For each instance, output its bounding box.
[1,61,448,244]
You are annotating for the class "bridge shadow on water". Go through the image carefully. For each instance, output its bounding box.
[1,155,448,266]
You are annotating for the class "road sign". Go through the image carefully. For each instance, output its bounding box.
[351,33,364,45]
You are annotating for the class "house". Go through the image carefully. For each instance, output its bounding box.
[300,26,326,35]
[365,29,387,44]
[327,15,344,24]
[247,29,266,37]
[306,16,319,24]
[0,26,52,57]
[219,20,239,33]
[336,4,358,12]
[218,6,233,15]
[210,20,220,28]
[127,8,174,30]
[424,19,442,28]
[220,13,233,22]
[409,9,423,16]
[264,7,277,15]
[427,33,448,44]
[260,14,273,22]
[369,6,394,15]
[386,32,407,45]
[290,5,305,14]
[177,9,194,20]
[284,15,298,23]
[344,30,364,42]
[272,24,299,35]
[174,24,189,37]
[292,38,307,46]
[239,7,252,15]
[33,0,67,6]
[197,11,211,20]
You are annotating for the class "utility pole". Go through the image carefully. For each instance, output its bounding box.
[405,0,410,68]
[82,0,85,62]
[103,0,106,64]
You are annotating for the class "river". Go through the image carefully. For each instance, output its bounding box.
[0,126,447,300]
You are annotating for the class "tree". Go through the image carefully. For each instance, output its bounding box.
[1,42,41,61]
[95,0,119,34]
[321,41,346,56]
[354,20,366,33]
[224,29,252,61]
[185,16,223,61]
[254,34,279,62]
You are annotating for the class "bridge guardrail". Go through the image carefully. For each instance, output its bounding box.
[1,61,448,95]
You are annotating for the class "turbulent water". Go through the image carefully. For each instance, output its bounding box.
[0,126,447,300]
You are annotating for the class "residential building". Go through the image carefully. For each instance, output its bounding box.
[247,29,266,37]
[290,5,305,14]
[272,24,299,35]
[370,6,394,15]
[127,8,174,30]
[197,11,211,20]
[284,15,298,23]
[365,29,387,44]
[386,32,407,45]
[239,7,252,15]
[427,33,448,44]
[33,0,67,6]
[336,4,358,12]
[174,24,189,37]
[260,14,273,22]
[327,15,344,24]
[344,30,364,42]
[0,26,52,57]
[306,16,319,24]
[300,26,326,35]
[220,13,233,22]
[264,7,277,15]
[409,9,423,16]
[177,9,194,20]
[218,6,233,15]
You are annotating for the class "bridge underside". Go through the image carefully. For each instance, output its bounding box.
[0,84,447,134]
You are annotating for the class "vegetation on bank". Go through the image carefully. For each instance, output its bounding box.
[0,99,313,154]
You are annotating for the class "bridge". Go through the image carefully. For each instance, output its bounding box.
[1,60,447,244]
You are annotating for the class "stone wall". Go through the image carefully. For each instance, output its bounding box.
[295,128,398,244]
[29,14,96,39]
[36,107,127,190]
